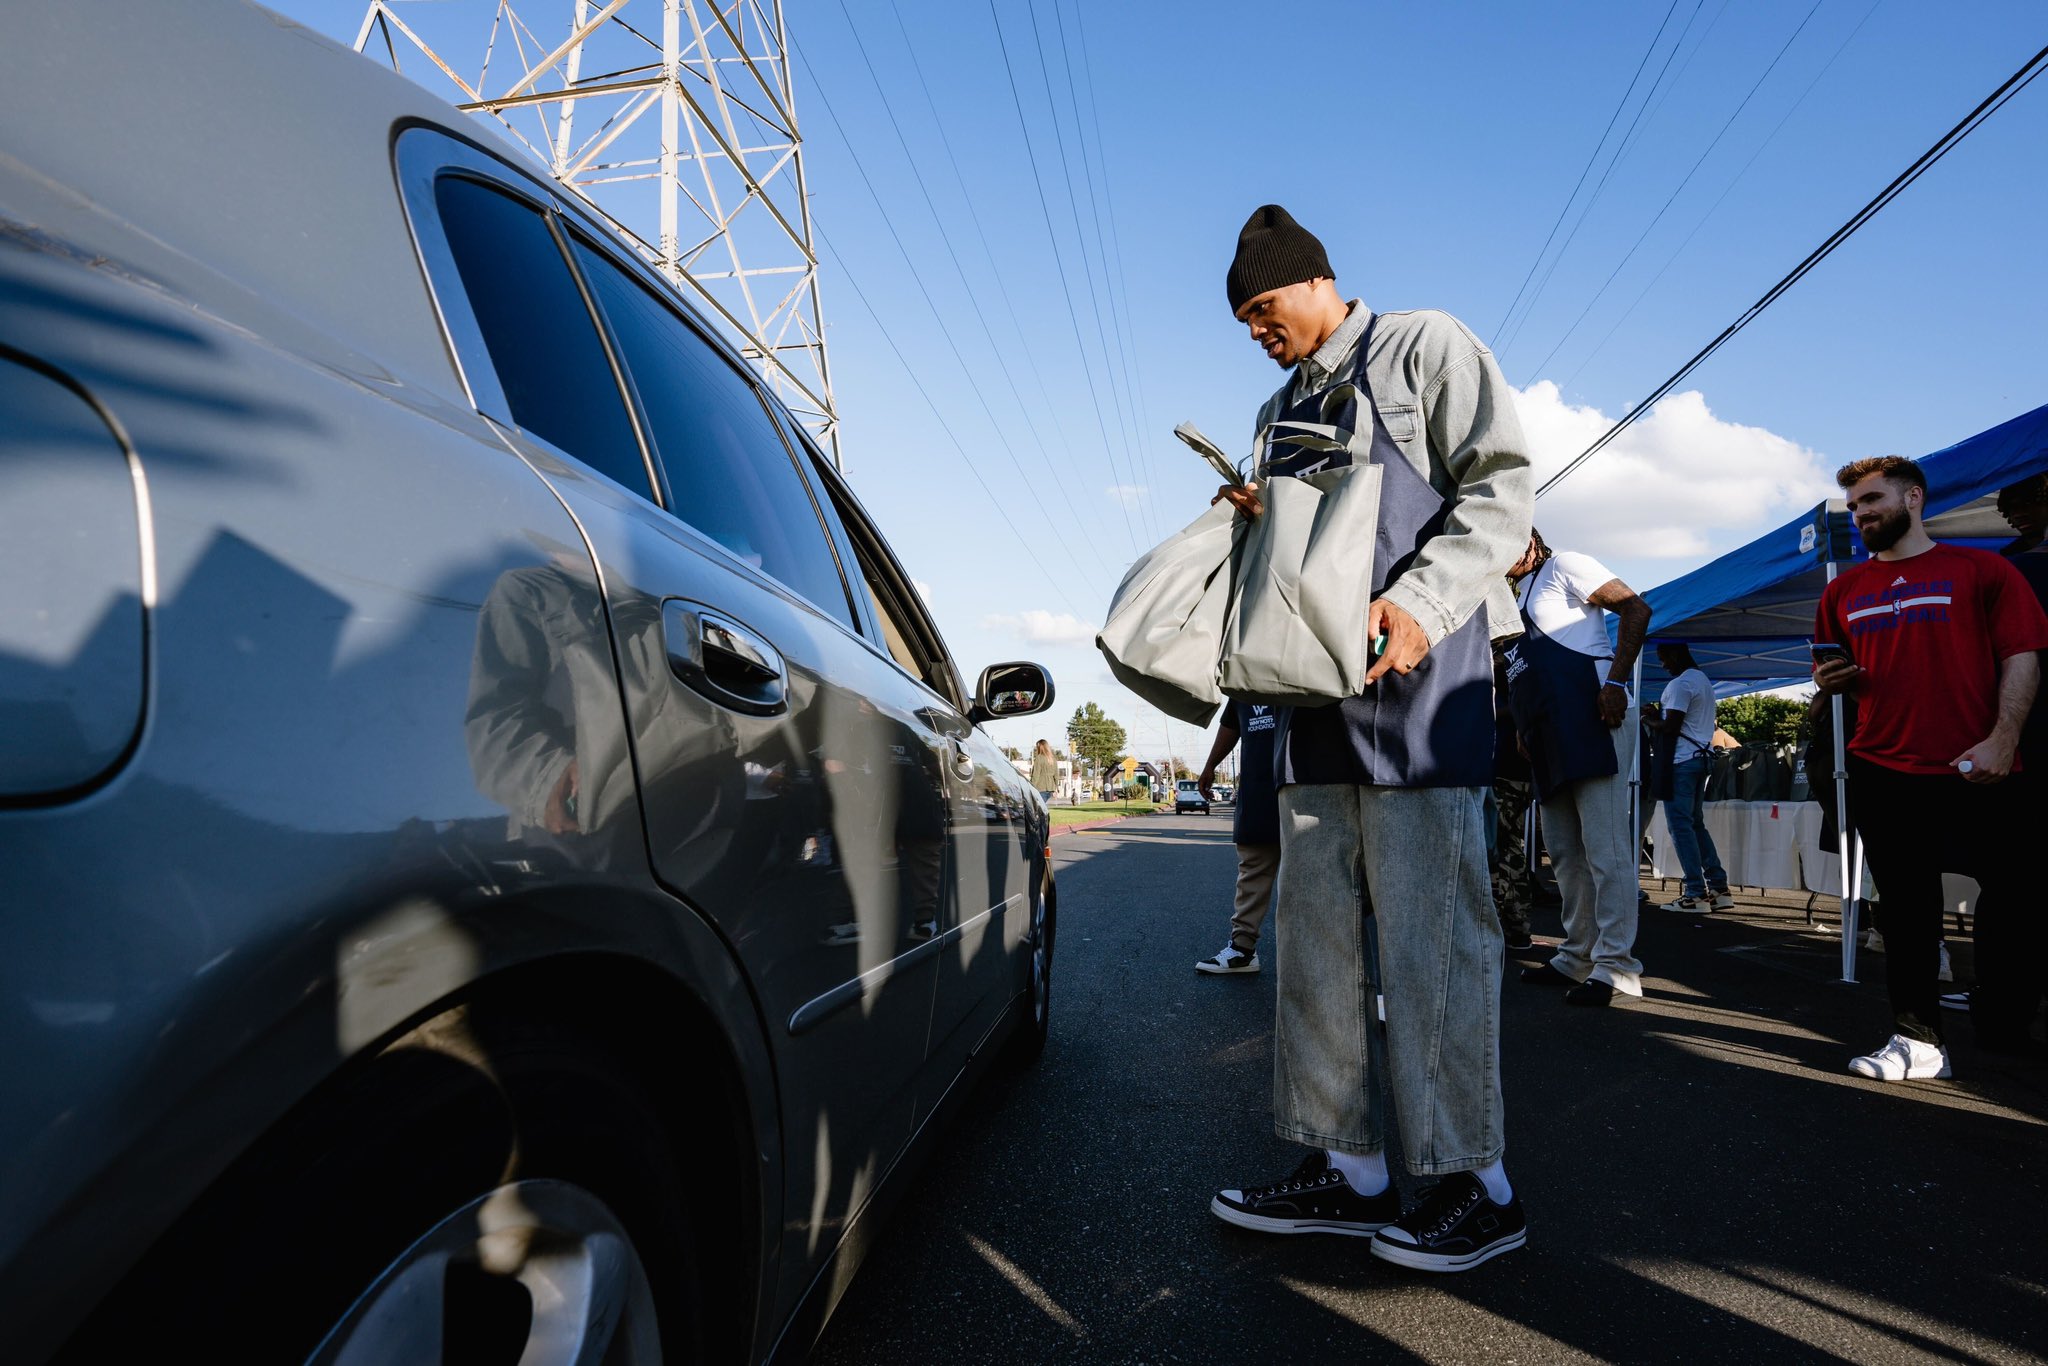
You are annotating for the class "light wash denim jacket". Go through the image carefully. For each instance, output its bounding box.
[1255,303,1534,645]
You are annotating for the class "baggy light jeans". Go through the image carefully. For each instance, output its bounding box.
[1230,842,1280,954]
[1541,722,1643,995]
[1272,783,1504,1175]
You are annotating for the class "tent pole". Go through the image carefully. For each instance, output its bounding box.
[1628,653,1643,880]
[1827,559,1857,983]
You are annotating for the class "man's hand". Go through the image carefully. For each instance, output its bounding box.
[1811,658,1861,695]
[1365,598,1430,684]
[543,757,581,834]
[1198,767,1217,802]
[1597,684,1627,729]
[1212,479,1262,520]
[1952,731,2016,783]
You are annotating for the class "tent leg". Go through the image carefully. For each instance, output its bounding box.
[1825,567,1858,985]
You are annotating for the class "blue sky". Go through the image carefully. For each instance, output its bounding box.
[280,0,2046,767]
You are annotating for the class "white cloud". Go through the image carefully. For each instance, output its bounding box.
[981,608,1100,647]
[912,579,934,604]
[1106,483,1147,509]
[1513,383,1836,579]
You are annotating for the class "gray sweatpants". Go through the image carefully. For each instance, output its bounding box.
[1271,783,1504,1175]
[1541,722,1643,995]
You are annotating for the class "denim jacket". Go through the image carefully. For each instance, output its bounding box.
[1255,304,1534,645]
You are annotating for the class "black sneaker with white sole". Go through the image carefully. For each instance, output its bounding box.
[1210,1152,1400,1237]
[1370,1171,1526,1272]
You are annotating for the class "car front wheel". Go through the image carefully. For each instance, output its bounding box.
[61,1012,723,1366]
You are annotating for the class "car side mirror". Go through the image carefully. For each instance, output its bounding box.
[971,661,1055,724]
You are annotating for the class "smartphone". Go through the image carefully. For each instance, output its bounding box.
[1810,641,1851,667]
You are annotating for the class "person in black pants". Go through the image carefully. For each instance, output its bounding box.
[1815,457,2048,1080]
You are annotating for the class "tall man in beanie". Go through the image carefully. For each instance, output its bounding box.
[1205,206,1535,1272]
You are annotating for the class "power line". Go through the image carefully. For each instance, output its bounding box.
[811,221,1092,622]
[1070,0,1173,541]
[825,0,1116,580]
[1492,0,1683,348]
[878,0,1106,539]
[1525,0,1826,380]
[789,39,1104,601]
[1559,0,1882,392]
[1537,39,2048,499]
[1025,0,1153,542]
[1501,0,1715,362]
[1047,0,1163,543]
[987,0,1145,558]
[1064,1,1179,544]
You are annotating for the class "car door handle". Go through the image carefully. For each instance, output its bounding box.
[662,600,788,716]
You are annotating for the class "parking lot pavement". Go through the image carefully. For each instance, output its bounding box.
[811,814,2048,1364]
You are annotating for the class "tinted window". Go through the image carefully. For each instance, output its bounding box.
[571,240,856,629]
[433,176,652,497]
[821,475,960,705]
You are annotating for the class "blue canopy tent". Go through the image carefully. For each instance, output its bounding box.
[1622,401,2048,980]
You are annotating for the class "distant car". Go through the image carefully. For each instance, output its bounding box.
[1175,780,1211,814]
[1215,785,1235,805]
[0,4,1061,1361]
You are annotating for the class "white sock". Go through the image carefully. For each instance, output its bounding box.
[1472,1159,1512,1205]
[1325,1148,1389,1196]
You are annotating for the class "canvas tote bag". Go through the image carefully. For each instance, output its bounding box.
[1217,405,1382,706]
[1094,497,1243,725]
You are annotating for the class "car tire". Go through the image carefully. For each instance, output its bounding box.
[61,1007,728,1366]
[1005,871,1056,1068]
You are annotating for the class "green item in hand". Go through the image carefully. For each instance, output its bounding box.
[1371,632,1388,658]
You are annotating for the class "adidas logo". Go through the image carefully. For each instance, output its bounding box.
[1891,575,1908,587]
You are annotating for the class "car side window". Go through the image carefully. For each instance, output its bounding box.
[568,239,858,631]
[432,176,654,498]
[809,458,963,708]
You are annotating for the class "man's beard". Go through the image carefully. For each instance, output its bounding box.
[1861,505,1912,552]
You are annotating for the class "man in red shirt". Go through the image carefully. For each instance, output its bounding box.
[1815,455,2048,1080]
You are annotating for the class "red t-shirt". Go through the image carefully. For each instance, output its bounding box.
[1816,543,2048,774]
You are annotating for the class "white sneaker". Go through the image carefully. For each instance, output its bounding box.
[1195,945,1260,975]
[1709,890,1735,911]
[1660,895,1711,914]
[1847,1034,1951,1081]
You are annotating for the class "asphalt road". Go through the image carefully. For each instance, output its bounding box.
[811,812,2048,1365]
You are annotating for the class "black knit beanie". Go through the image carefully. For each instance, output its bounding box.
[1226,204,1334,313]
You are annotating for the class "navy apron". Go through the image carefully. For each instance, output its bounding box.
[1501,561,1617,804]
[1264,317,1495,791]
[1649,724,1678,803]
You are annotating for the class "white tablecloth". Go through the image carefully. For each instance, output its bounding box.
[1645,799,1981,914]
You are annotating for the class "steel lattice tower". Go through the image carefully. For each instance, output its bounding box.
[356,0,840,463]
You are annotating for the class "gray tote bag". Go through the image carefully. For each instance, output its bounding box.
[1217,414,1383,706]
[1095,498,1242,725]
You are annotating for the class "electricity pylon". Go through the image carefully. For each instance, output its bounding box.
[356,0,840,463]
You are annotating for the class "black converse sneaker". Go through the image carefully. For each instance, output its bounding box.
[1210,1152,1400,1237]
[1370,1171,1526,1272]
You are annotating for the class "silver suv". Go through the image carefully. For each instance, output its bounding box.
[0,4,1055,1361]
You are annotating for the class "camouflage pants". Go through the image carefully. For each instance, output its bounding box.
[1490,776,1534,941]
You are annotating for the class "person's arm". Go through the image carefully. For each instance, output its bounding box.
[1658,706,1686,739]
[1953,651,2039,782]
[1371,314,1535,680]
[1198,723,1240,801]
[1587,577,1650,727]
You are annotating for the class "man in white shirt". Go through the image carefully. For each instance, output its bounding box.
[1503,531,1652,1005]
[1653,642,1731,913]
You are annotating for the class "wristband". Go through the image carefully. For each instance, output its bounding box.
[1601,680,1628,691]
